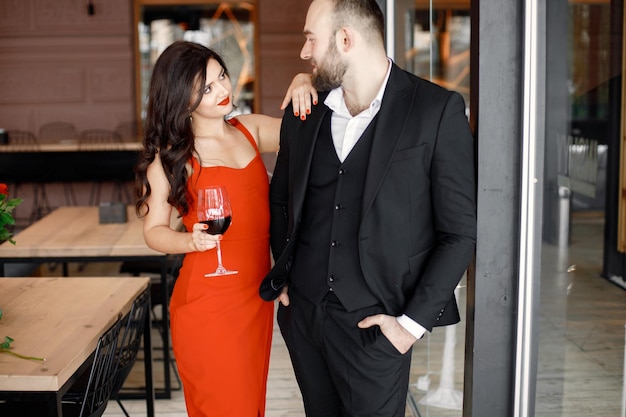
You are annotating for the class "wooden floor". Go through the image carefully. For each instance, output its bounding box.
[34,213,623,417]
[534,215,625,417]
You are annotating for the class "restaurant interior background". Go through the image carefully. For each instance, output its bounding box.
[0,0,625,416]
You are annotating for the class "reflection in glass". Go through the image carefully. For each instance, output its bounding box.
[403,8,470,105]
[398,5,470,416]
[537,1,624,416]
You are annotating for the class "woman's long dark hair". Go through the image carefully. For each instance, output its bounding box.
[135,41,229,217]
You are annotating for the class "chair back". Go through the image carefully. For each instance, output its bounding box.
[39,122,77,143]
[79,129,124,150]
[77,316,122,417]
[0,315,123,417]
[6,130,39,151]
[114,121,139,142]
[112,286,151,396]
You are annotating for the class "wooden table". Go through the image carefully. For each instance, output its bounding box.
[0,206,180,399]
[0,277,152,417]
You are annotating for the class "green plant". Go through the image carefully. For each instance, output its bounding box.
[0,335,46,362]
[0,183,23,244]
[0,310,45,362]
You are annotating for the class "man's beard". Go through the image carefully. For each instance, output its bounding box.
[312,40,347,91]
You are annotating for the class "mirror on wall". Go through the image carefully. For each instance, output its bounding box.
[133,1,256,130]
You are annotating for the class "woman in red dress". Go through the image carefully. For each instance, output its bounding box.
[135,41,314,417]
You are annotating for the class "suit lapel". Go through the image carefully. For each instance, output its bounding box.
[362,65,418,217]
[291,101,331,220]
[287,70,418,221]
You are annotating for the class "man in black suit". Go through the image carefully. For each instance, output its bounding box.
[260,0,476,415]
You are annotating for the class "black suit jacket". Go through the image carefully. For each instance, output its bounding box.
[260,64,477,331]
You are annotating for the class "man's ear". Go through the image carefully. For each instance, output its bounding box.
[337,27,354,52]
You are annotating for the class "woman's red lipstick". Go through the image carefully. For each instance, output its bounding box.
[218,97,230,106]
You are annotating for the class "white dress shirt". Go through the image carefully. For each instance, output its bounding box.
[323,59,427,341]
[324,60,389,162]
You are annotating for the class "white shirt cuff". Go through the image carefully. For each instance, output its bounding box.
[397,314,427,340]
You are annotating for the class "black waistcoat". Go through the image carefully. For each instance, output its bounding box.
[290,111,379,311]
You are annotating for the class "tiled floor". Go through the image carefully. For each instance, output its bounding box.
[36,213,624,416]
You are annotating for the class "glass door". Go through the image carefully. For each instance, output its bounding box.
[535,1,625,415]
[388,1,471,416]
[390,1,624,416]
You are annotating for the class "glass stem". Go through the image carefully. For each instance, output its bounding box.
[215,240,224,269]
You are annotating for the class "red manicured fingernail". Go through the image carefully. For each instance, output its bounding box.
[300,115,306,120]
[294,111,299,116]
[313,100,318,105]
[306,109,311,115]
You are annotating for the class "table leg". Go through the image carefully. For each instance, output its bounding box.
[160,259,172,398]
[143,298,155,417]
[49,392,63,417]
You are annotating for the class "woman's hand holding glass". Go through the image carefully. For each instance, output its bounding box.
[190,222,220,252]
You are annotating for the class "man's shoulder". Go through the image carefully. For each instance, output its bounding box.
[283,90,331,124]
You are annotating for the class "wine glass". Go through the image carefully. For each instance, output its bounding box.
[197,185,238,277]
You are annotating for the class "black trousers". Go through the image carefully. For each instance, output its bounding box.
[277,287,412,417]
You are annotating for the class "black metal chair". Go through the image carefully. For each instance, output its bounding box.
[39,121,78,143]
[110,285,151,417]
[78,129,123,150]
[63,317,123,417]
[5,130,50,223]
[6,129,39,150]
[0,316,123,417]
[119,254,183,391]
[114,121,139,142]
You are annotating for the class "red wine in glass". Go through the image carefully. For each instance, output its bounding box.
[197,186,237,277]
[200,216,232,235]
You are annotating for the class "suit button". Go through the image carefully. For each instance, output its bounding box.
[335,204,343,210]
[338,168,345,175]
[331,240,338,247]
[328,275,335,282]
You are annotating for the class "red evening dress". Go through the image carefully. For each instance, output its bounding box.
[169,117,274,417]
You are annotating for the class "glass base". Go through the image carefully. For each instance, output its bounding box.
[204,268,238,277]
